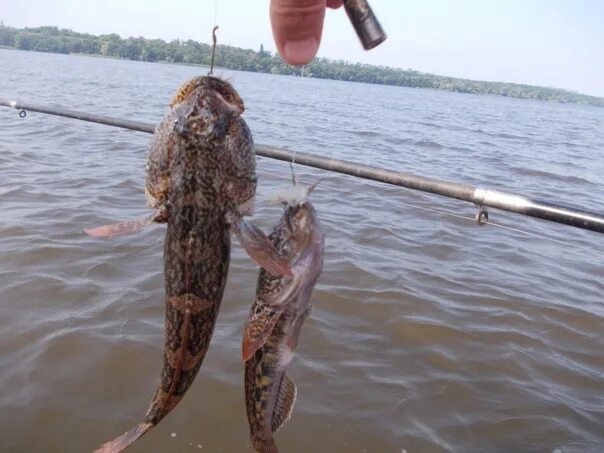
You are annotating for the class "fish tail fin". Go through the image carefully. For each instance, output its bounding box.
[251,437,280,453]
[93,422,154,453]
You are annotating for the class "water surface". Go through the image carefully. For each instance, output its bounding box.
[1,49,603,452]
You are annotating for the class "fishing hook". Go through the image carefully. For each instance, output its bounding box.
[210,25,219,75]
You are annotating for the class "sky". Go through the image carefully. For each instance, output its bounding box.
[1,0,603,96]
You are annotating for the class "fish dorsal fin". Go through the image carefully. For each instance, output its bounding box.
[271,374,297,433]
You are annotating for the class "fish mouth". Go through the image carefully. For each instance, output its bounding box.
[173,96,196,135]
[173,117,188,134]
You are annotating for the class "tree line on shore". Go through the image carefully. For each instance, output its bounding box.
[1,24,602,107]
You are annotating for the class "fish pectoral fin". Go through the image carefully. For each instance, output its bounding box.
[242,305,283,361]
[242,275,303,360]
[232,218,293,277]
[242,326,269,362]
[85,210,163,238]
[271,374,297,433]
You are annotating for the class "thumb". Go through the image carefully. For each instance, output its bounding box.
[270,0,342,66]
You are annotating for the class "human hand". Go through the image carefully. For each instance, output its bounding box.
[270,0,344,66]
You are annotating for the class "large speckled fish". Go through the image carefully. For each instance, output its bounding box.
[93,76,289,453]
[243,183,325,453]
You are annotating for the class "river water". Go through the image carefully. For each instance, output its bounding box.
[1,49,603,452]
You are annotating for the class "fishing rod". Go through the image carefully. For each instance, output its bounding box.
[1,97,603,235]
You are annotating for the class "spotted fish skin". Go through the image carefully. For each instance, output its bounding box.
[244,199,325,453]
[95,76,257,453]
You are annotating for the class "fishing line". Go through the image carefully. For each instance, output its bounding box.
[377,196,590,250]
[421,206,593,251]
[208,0,220,74]
[263,169,590,251]
[209,26,219,74]
[213,0,219,27]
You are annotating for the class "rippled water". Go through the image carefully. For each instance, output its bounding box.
[1,49,604,452]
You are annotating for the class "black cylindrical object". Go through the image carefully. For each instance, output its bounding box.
[343,0,387,50]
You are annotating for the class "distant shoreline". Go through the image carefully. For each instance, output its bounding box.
[1,25,602,107]
[2,46,227,71]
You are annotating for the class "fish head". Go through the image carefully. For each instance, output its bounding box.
[170,76,244,141]
[283,201,320,252]
[166,76,257,213]
[271,181,320,249]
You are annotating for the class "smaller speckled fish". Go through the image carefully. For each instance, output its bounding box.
[242,182,325,453]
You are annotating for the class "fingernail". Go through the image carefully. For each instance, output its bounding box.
[283,37,319,65]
